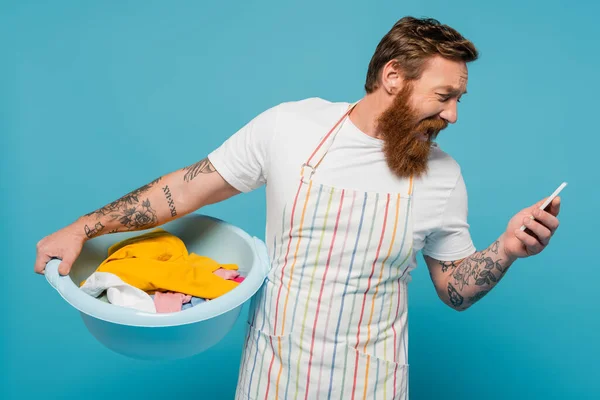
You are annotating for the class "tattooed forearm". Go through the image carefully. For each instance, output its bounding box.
[82,178,161,236]
[182,158,215,182]
[162,185,177,217]
[435,240,514,310]
[85,178,161,218]
[451,240,505,291]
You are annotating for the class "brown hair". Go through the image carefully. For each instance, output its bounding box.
[364,16,479,93]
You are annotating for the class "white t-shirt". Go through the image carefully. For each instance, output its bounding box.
[208,97,476,272]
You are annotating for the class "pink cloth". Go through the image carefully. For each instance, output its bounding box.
[154,292,192,313]
[213,268,240,280]
[233,276,245,283]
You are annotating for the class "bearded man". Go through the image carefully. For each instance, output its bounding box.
[35,16,562,399]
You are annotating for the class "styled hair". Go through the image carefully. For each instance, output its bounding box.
[365,16,479,93]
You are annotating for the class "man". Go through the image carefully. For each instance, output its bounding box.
[35,16,561,399]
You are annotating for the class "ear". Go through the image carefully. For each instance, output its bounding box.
[380,60,405,95]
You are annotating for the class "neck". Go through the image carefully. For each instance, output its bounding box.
[348,91,391,139]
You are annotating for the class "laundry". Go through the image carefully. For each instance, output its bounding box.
[233,276,245,283]
[153,291,192,313]
[181,296,207,310]
[80,229,241,299]
[80,271,156,313]
[214,268,240,280]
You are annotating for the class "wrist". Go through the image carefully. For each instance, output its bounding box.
[499,232,519,266]
[70,216,96,242]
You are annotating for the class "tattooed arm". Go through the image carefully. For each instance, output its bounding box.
[34,157,239,274]
[78,158,239,238]
[424,196,562,311]
[424,237,518,311]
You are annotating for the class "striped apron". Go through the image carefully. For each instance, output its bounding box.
[236,103,415,400]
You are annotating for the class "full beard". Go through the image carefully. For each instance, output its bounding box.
[376,84,448,178]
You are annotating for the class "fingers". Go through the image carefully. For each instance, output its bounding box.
[34,252,51,275]
[532,207,560,233]
[522,216,552,246]
[514,227,544,255]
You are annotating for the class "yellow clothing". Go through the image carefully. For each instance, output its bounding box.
[80,229,240,299]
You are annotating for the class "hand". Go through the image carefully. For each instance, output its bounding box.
[35,225,87,276]
[501,196,561,260]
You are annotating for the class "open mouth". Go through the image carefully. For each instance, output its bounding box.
[417,130,432,142]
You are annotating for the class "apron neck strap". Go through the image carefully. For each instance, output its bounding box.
[301,102,358,180]
[300,101,415,197]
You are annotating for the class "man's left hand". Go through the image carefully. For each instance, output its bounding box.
[502,196,561,260]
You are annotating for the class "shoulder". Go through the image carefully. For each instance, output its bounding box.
[275,97,350,126]
[413,143,464,200]
[425,143,463,182]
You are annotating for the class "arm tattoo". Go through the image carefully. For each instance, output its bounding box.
[85,178,161,218]
[440,260,460,273]
[182,158,215,182]
[440,240,510,309]
[117,199,158,230]
[469,290,489,303]
[83,178,161,234]
[448,282,464,308]
[84,222,105,239]
[451,240,505,291]
[162,185,177,217]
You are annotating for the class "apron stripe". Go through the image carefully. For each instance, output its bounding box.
[264,179,310,400]
[280,180,315,334]
[327,191,367,400]
[365,194,400,351]
[275,181,314,398]
[352,194,390,400]
[246,283,268,399]
[247,206,287,399]
[265,182,305,400]
[294,185,333,400]
[398,196,414,282]
[317,190,356,397]
[273,179,309,334]
[343,194,379,400]
[305,189,345,399]
[241,234,274,397]
[284,184,325,400]
[399,280,409,364]
[372,194,401,400]
[386,195,411,397]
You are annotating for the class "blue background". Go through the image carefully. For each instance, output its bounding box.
[2,0,598,399]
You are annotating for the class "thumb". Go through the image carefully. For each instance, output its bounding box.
[57,256,75,276]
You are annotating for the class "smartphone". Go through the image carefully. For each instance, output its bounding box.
[519,181,567,231]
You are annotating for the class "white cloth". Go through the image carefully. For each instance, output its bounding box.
[80,272,156,313]
[208,97,476,272]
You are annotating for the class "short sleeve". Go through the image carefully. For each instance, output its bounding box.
[207,104,279,193]
[422,172,477,261]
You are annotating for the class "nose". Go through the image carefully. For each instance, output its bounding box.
[439,103,458,124]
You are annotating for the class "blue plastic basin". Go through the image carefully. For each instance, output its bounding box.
[45,213,269,360]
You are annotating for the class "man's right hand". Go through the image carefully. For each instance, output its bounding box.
[35,225,88,276]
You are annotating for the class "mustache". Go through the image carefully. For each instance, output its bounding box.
[415,117,448,139]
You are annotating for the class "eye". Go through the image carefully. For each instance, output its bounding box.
[436,93,451,102]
